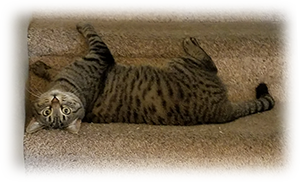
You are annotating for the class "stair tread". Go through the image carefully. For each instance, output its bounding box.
[24,103,300,181]
[33,0,295,22]
[28,20,300,57]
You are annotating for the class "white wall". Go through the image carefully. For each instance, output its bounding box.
[0,0,31,182]
[294,0,300,9]
[294,0,300,21]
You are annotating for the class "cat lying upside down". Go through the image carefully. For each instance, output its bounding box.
[27,23,275,134]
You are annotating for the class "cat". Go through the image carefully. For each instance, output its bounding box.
[27,23,275,134]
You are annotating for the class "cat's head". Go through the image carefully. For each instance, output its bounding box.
[26,90,85,134]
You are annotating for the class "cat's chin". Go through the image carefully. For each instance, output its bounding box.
[26,117,82,134]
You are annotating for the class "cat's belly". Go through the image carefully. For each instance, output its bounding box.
[91,94,224,125]
[91,65,228,125]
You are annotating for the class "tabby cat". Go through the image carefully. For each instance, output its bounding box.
[26,23,275,134]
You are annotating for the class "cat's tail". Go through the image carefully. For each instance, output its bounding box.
[226,83,275,122]
[76,23,115,65]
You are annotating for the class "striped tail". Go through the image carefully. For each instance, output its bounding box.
[76,23,115,65]
[229,83,275,121]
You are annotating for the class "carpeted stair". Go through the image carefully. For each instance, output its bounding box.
[24,0,300,182]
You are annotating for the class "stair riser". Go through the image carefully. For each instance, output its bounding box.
[28,22,299,58]
[29,34,299,58]
[30,56,300,103]
[33,0,294,22]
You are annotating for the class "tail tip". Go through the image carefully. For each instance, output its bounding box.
[255,83,269,99]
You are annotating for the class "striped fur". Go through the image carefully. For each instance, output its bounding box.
[27,23,275,134]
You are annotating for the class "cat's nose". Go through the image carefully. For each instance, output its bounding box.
[51,97,59,104]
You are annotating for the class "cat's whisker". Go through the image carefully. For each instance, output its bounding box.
[25,87,41,98]
[30,84,43,94]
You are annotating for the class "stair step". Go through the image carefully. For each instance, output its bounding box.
[28,20,300,58]
[24,103,300,182]
[33,0,295,22]
[28,20,300,102]
[30,56,300,103]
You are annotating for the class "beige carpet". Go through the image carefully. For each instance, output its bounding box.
[24,103,300,182]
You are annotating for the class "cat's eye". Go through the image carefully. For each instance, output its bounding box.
[61,106,71,115]
[42,108,52,117]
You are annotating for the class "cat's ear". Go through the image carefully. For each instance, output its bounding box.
[26,117,43,133]
[66,119,82,134]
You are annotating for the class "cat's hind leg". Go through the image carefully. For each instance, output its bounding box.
[183,37,218,73]
[225,83,275,123]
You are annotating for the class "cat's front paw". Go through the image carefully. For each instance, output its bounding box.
[76,22,92,33]
[30,61,52,81]
[183,37,200,48]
